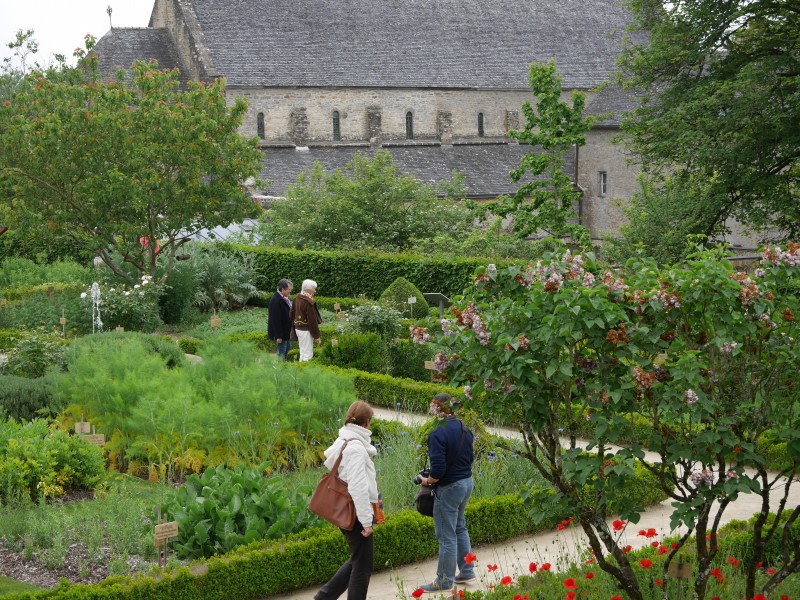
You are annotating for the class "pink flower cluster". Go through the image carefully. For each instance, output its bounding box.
[599,270,629,295]
[761,242,800,267]
[653,280,681,311]
[455,302,491,346]
[409,326,430,344]
[433,350,449,372]
[690,468,714,487]
[685,389,699,405]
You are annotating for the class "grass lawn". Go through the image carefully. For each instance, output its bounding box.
[0,576,41,596]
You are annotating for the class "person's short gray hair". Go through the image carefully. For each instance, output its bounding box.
[277,278,292,291]
[301,279,317,292]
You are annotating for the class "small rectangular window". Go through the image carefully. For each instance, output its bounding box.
[598,171,607,197]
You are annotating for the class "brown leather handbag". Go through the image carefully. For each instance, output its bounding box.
[309,441,356,530]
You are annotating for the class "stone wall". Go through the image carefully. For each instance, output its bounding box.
[227,88,538,143]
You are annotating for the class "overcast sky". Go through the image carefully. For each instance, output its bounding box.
[1,1,153,66]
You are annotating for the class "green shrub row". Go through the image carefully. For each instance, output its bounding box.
[10,475,668,600]
[227,244,502,299]
[0,375,54,421]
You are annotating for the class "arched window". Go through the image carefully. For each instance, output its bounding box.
[257,112,265,139]
[332,111,341,141]
[478,112,485,137]
[406,111,414,140]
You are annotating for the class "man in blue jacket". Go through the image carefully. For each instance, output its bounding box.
[417,393,476,593]
[267,278,293,359]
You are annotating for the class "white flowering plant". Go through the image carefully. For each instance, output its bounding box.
[79,275,164,332]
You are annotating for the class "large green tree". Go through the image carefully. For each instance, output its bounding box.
[618,0,800,243]
[263,150,470,252]
[0,55,263,282]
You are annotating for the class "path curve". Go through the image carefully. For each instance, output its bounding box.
[267,407,800,599]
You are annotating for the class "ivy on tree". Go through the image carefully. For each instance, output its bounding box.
[0,47,263,283]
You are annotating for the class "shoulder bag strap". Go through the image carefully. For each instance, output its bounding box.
[331,440,349,473]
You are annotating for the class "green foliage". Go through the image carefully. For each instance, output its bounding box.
[1,328,67,378]
[226,331,276,352]
[0,329,21,351]
[190,247,265,313]
[0,59,263,284]
[178,337,203,354]
[340,304,402,339]
[51,336,354,477]
[618,0,800,241]
[158,261,196,325]
[386,339,434,382]
[603,174,731,265]
[487,61,592,245]
[0,419,105,504]
[262,151,471,252]
[317,333,387,373]
[379,277,429,319]
[160,463,320,558]
[0,257,92,289]
[228,243,505,299]
[0,375,54,421]
[0,285,90,335]
[310,296,372,313]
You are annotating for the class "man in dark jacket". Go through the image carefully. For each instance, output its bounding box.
[417,393,476,593]
[267,278,293,359]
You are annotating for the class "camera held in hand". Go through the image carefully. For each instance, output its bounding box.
[413,468,431,485]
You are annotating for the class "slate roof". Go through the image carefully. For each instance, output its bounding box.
[259,143,575,197]
[92,28,191,86]
[189,0,635,89]
[585,84,641,126]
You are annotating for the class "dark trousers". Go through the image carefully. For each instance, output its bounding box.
[276,339,291,359]
[315,521,374,600]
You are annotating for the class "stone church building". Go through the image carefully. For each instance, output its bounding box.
[94,0,648,243]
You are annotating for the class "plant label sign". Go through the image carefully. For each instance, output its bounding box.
[74,422,91,435]
[424,361,436,370]
[115,326,124,333]
[82,433,106,446]
[331,338,338,346]
[407,297,417,304]
[335,312,347,319]
[667,561,692,579]
[154,521,179,544]
[333,303,341,311]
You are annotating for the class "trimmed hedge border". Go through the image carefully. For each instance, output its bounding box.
[226,244,505,299]
[7,488,668,600]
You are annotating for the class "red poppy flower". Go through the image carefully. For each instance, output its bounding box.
[727,556,740,568]
[542,563,552,571]
[622,545,633,554]
[753,595,768,600]
[501,576,513,586]
[567,593,576,600]
[710,567,724,583]
[557,524,568,530]
[564,578,577,589]
[639,559,653,569]
[586,572,595,579]
[638,529,647,536]
[514,596,523,600]
[465,552,477,565]
[585,557,596,564]
[651,541,659,548]
[768,568,777,575]
[645,527,658,538]
[658,545,669,555]
[458,591,464,599]
[529,562,537,573]
[671,542,679,550]
[487,564,498,572]
[780,595,789,600]
[612,596,623,600]
[612,519,625,531]
[412,589,424,599]
[655,579,663,586]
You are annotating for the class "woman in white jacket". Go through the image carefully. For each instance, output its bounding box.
[315,401,379,600]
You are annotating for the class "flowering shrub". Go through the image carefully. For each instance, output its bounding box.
[428,246,800,600]
[79,275,163,332]
[341,303,403,339]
